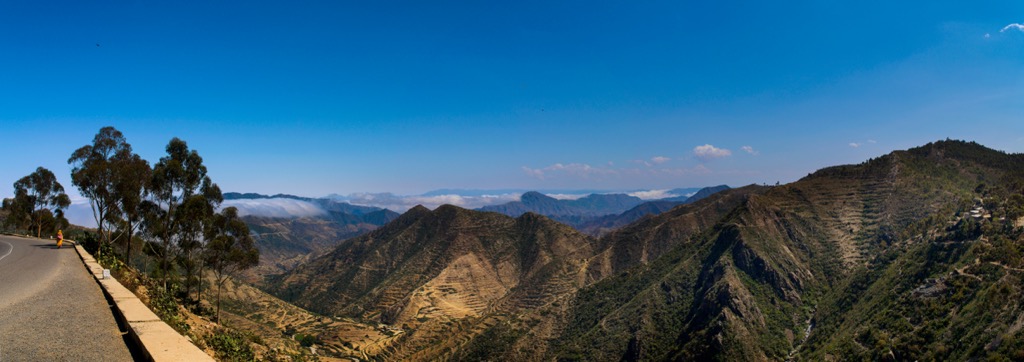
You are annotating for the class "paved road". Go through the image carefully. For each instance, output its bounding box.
[0,235,133,361]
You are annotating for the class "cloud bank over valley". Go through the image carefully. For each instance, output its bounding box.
[65,197,330,228]
[221,198,328,218]
[61,187,709,229]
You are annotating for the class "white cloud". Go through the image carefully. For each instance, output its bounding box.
[848,140,876,148]
[651,156,671,164]
[1001,23,1024,33]
[740,146,759,155]
[70,198,332,227]
[627,189,678,200]
[985,33,992,39]
[222,198,327,218]
[546,193,588,200]
[693,144,732,161]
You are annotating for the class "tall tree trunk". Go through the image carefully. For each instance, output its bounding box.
[124,221,133,263]
[183,245,192,302]
[92,202,107,260]
[197,259,205,307]
[160,203,173,290]
[216,277,222,323]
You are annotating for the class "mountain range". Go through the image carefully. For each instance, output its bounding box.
[222,193,401,278]
[229,188,725,277]
[262,140,1024,360]
[478,185,730,235]
[577,185,731,236]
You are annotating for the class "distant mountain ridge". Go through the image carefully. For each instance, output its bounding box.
[479,191,642,220]
[578,185,732,236]
[481,186,731,236]
[661,184,730,202]
[223,192,400,279]
[232,187,718,278]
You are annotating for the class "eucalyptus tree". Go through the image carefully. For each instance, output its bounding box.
[2,191,32,232]
[176,179,223,302]
[69,127,131,247]
[204,206,259,322]
[111,147,152,263]
[145,137,222,295]
[10,167,71,237]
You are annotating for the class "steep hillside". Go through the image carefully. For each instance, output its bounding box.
[264,140,1024,361]
[540,140,1024,360]
[269,205,595,359]
[243,213,392,278]
[224,194,401,280]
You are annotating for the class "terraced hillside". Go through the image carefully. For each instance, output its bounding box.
[216,275,406,360]
[269,205,595,359]
[542,140,1024,360]
[267,140,1024,360]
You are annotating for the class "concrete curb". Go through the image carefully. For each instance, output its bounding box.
[71,242,214,362]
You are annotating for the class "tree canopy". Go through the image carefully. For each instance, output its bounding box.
[145,137,223,298]
[111,146,152,262]
[5,167,71,237]
[69,126,131,246]
[205,206,259,321]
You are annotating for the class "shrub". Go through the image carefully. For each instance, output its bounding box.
[207,328,256,361]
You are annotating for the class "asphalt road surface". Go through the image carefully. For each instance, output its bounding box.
[0,235,134,361]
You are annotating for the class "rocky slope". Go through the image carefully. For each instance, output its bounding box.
[229,194,401,279]
[544,140,1024,361]
[269,205,596,359]
[266,140,1024,361]
[242,211,398,278]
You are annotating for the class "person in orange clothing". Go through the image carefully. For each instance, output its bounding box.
[56,229,64,249]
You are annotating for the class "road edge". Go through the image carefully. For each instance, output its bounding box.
[71,242,214,362]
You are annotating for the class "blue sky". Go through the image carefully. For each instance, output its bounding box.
[2,1,1023,200]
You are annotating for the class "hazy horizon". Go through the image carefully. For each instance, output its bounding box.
[2,2,1023,203]
[63,186,710,227]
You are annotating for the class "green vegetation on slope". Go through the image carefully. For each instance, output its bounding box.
[265,140,1024,361]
